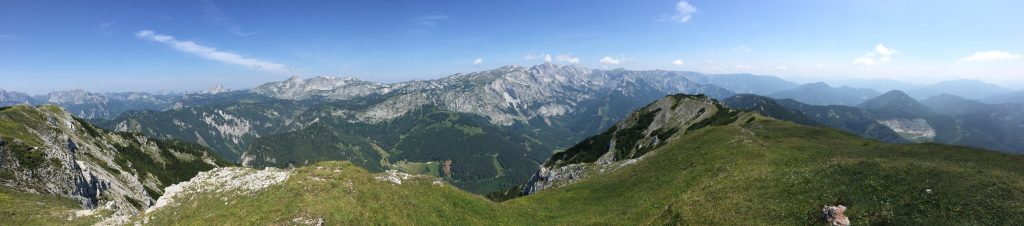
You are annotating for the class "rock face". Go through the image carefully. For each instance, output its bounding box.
[252,75,389,100]
[523,94,760,195]
[249,64,735,125]
[146,167,290,214]
[0,105,223,218]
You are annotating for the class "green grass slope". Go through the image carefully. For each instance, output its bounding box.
[0,187,106,226]
[142,117,1024,225]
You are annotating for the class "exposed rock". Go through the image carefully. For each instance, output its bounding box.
[146,167,290,214]
[822,205,851,226]
[0,105,222,220]
[291,216,325,226]
[374,170,412,185]
[523,94,757,195]
[877,118,935,142]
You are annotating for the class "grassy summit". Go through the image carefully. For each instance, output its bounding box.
[141,112,1024,225]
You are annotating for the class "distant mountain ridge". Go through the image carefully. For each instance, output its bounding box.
[769,82,880,106]
[906,79,1012,100]
[732,91,1024,153]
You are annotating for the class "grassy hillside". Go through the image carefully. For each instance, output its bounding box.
[0,187,106,226]
[141,117,1024,225]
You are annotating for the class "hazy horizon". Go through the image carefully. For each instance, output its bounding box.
[0,63,1016,95]
[2,0,1023,94]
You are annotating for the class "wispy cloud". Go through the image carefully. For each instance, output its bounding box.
[959,50,1022,62]
[731,45,752,53]
[852,56,876,66]
[473,58,483,66]
[852,44,898,66]
[94,22,113,36]
[0,34,17,41]
[200,0,262,37]
[408,15,449,36]
[414,15,449,27]
[672,59,684,66]
[659,1,697,23]
[136,30,288,73]
[524,53,543,60]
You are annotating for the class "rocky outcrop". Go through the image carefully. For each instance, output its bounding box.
[523,94,759,195]
[0,105,223,218]
[146,167,290,214]
[822,205,851,226]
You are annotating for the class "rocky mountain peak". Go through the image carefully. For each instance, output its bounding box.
[0,89,35,106]
[42,89,107,105]
[252,75,387,100]
[203,84,228,94]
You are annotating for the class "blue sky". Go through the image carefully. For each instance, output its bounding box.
[1,0,1022,94]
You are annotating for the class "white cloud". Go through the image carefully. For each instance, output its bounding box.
[527,53,576,64]
[671,1,697,23]
[473,58,483,65]
[959,50,1022,62]
[672,59,684,66]
[815,63,825,68]
[599,56,621,65]
[852,44,897,66]
[556,54,579,63]
[875,44,897,56]
[200,0,262,37]
[136,30,288,73]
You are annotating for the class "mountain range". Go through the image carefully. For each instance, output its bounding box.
[4,64,1024,195]
[3,64,1024,224]
[136,94,1024,225]
[768,82,880,106]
